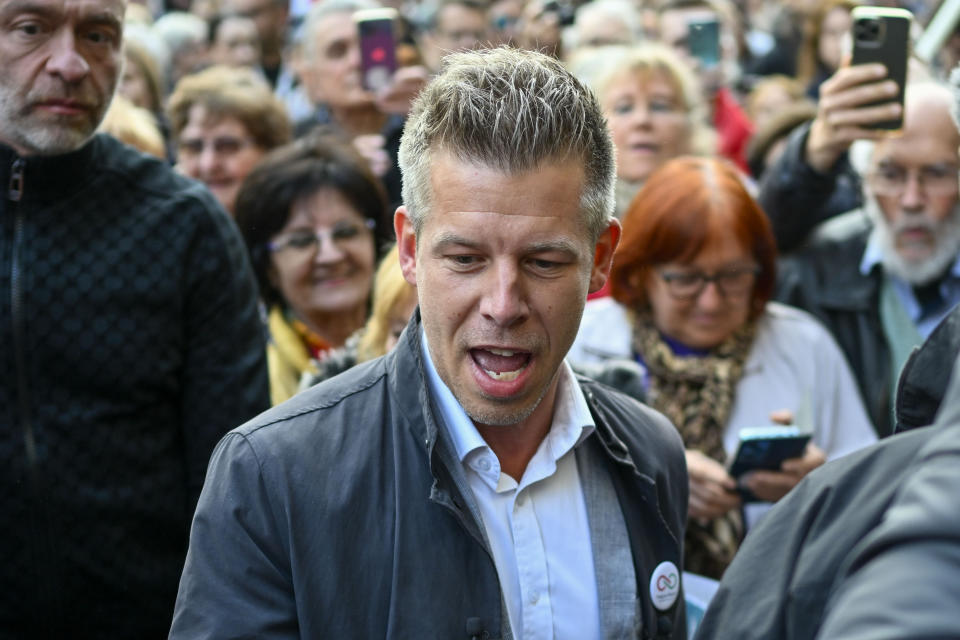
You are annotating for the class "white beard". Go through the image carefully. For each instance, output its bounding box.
[864,192,960,285]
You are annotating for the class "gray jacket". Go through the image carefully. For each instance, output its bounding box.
[171,313,689,639]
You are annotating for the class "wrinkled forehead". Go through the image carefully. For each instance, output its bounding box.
[0,0,126,25]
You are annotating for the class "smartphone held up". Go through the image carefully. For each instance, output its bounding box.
[850,6,913,131]
[355,8,399,93]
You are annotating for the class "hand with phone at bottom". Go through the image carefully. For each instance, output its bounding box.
[687,449,742,523]
[805,60,903,174]
[739,442,826,503]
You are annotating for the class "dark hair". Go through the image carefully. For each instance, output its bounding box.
[610,156,777,319]
[234,134,392,308]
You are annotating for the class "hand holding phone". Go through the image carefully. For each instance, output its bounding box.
[686,449,741,521]
[738,443,826,503]
[805,6,912,172]
[851,6,912,131]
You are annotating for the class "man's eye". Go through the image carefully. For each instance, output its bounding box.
[449,255,479,267]
[530,258,561,271]
[611,101,633,115]
[84,29,112,45]
[878,166,905,181]
[13,20,44,37]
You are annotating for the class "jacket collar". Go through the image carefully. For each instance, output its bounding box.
[1,135,103,204]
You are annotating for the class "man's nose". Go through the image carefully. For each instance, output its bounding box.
[479,262,528,327]
[45,31,91,83]
[900,172,926,210]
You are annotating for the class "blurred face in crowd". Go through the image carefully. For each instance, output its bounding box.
[488,0,522,46]
[431,3,488,58]
[385,287,418,352]
[518,0,563,58]
[0,0,125,156]
[748,81,795,131]
[210,15,261,69]
[646,224,757,349]
[866,87,960,285]
[268,188,377,333]
[221,0,287,59]
[176,105,266,214]
[397,153,618,430]
[601,69,691,184]
[120,50,153,111]
[300,11,373,112]
[575,12,633,48]
[817,6,851,73]
[658,5,731,93]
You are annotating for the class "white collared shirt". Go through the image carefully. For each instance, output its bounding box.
[422,334,601,640]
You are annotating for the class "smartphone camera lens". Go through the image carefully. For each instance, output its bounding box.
[855,18,881,44]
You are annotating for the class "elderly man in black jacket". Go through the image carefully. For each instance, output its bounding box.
[765,75,960,436]
[0,1,269,636]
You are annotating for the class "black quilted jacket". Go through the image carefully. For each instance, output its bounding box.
[0,135,270,638]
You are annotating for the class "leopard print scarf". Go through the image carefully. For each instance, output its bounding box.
[632,312,757,579]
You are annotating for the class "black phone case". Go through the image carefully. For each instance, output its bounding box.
[851,9,911,131]
[727,434,811,478]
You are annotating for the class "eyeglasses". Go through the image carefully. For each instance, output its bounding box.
[177,136,255,159]
[868,162,960,197]
[267,219,376,256]
[658,265,761,300]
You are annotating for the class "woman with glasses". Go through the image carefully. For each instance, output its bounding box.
[576,43,715,218]
[167,65,291,216]
[569,157,875,578]
[235,134,391,404]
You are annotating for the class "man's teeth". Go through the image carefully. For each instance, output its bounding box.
[487,348,516,356]
[484,368,522,381]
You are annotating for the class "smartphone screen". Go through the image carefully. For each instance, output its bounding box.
[687,17,720,71]
[356,8,398,92]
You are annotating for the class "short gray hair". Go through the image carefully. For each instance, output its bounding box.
[398,47,616,241]
[298,0,379,53]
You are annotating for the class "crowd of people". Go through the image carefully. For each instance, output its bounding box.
[5,0,960,636]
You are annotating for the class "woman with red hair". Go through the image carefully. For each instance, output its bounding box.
[569,157,875,578]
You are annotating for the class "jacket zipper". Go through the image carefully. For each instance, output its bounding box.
[10,159,59,633]
[9,159,37,467]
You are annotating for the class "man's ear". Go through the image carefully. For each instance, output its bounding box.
[395,206,418,287]
[588,218,621,294]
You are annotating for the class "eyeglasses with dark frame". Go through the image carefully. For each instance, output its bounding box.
[267,219,376,256]
[867,162,960,197]
[657,265,761,300]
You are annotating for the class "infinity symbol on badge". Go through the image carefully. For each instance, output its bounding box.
[656,573,678,592]
[650,561,680,611]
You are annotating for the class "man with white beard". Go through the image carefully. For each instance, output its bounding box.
[776,81,960,437]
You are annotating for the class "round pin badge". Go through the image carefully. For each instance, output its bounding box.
[649,561,680,611]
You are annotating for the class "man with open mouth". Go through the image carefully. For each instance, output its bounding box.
[173,47,689,639]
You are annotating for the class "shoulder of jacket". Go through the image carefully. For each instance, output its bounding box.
[95,136,225,218]
[235,357,389,439]
[579,376,684,456]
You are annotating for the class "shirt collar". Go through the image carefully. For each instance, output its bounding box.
[420,329,595,465]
